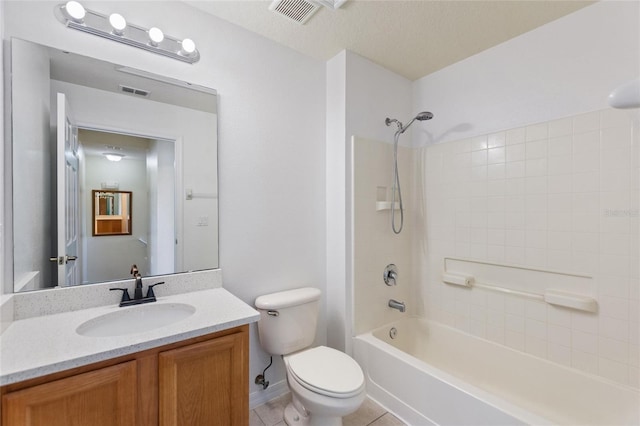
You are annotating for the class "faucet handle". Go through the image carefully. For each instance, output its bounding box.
[384,264,398,286]
[146,282,165,299]
[110,288,131,304]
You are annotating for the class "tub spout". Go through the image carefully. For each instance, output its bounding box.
[388,299,406,312]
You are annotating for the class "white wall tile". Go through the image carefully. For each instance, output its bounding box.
[600,316,630,342]
[601,126,632,150]
[572,349,598,374]
[505,247,525,265]
[471,135,488,151]
[487,164,506,180]
[526,123,548,142]
[599,336,629,364]
[599,358,629,384]
[525,300,548,321]
[573,111,600,134]
[525,335,548,357]
[525,176,547,194]
[548,343,572,366]
[602,146,632,171]
[548,135,573,157]
[548,305,572,327]
[487,132,506,148]
[526,140,548,159]
[419,109,637,387]
[506,330,525,351]
[506,128,526,145]
[548,118,573,138]
[488,147,506,164]
[572,330,598,354]
[548,324,571,345]
[526,158,548,177]
[572,172,599,193]
[506,144,526,162]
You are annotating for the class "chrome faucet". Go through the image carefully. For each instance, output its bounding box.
[388,299,406,312]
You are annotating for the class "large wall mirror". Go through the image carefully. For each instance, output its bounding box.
[8,38,219,293]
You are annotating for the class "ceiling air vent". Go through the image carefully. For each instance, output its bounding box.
[119,85,150,97]
[269,0,320,25]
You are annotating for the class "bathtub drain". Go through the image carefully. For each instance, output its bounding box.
[389,327,397,339]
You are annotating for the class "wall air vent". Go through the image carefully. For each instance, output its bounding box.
[119,85,150,97]
[269,0,320,25]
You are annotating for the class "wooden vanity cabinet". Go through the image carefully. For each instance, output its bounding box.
[159,331,247,426]
[1,325,249,426]
[1,362,137,426]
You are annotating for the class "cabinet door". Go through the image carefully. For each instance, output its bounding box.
[2,361,137,426]
[159,331,248,426]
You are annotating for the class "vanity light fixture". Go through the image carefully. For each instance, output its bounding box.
[104,153,125,162]
[55,1,200,64]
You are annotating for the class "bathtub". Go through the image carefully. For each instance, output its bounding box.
[353,318,639,425]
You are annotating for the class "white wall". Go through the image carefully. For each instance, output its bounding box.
[326,50,412,350]
[2,0,326,404]
[412,0,640,147]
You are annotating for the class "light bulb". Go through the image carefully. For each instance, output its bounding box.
[148,27,164,46]
[109,13,127,35]
[181,38,196,55]
[64,1,86,23]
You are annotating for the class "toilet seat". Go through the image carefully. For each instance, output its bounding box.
[285,346,365,399]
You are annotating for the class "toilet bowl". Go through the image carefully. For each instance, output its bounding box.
[254,287,366,426]
[283,346,366,426]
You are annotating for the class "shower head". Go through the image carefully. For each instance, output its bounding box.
[386,111,434,134]
[415,111,434,121]
[390,111,434,134]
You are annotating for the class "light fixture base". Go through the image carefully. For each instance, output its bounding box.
[54,3,200,64]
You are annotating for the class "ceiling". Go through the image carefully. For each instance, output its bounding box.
[186,0,594,81]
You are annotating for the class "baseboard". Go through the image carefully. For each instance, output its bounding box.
[249,379,289,409]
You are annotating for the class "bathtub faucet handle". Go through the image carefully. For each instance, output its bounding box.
[384,264,399,286]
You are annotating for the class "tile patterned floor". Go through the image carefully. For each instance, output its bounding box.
[250,393,406,426]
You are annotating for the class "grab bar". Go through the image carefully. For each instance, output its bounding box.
[442,259,597,313]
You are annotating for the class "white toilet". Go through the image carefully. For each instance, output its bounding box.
[255,287,366,426]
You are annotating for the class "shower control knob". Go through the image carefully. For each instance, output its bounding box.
[383,264,398,286]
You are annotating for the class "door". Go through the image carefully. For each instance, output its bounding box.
[55,93,81,286]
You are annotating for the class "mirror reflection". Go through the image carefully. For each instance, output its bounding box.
[10,38,219,293]
[92,190,132,237]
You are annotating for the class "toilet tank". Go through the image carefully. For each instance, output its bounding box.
[255,287,321,355]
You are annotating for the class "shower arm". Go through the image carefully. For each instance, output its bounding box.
[385,117,403,133]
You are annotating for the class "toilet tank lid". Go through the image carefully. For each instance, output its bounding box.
[255,287,321,310]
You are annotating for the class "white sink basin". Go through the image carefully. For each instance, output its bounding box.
[76,303,196,337]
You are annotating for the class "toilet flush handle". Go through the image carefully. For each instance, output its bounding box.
[267,310,279,317]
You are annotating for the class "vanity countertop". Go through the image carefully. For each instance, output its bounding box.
[0,288,259,386]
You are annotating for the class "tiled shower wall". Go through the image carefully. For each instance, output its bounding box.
[420,108,639,387]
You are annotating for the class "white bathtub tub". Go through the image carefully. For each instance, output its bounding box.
[353,318,639,425]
